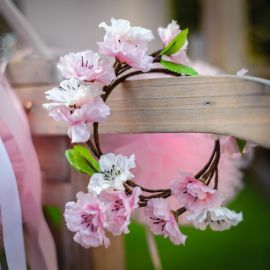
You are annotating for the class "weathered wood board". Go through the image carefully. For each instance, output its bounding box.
[15,75,270,148]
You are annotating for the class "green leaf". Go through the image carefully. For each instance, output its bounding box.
[65,145,100,175]
[161,28,189,56]
[160,59,198,76]
[74,145,100,172]
[236,138,247,153]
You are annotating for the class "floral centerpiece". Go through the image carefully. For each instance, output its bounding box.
[43,19,243,248]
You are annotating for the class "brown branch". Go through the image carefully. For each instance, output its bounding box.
[93,122,102,157]
[203,140,220,180]
[139,190,171,201]
[124,182,132,195]
[175,207,186,218]
[103,68,180,102]
[126,180,171,193]
[194,140,219,179]
[214,168,219,190]
[86,139,99,157]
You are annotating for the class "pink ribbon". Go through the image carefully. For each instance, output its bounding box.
[0,77,58,270]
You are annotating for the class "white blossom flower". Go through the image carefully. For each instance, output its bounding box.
[43,78,109,143]
[187,207,243,231]
[88,153,136,194]
[43,78,103,110]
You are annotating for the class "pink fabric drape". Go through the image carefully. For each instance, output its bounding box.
[0,77,58,270]
[102,133,250,207]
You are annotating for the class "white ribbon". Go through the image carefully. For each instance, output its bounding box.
[0,138,27,270]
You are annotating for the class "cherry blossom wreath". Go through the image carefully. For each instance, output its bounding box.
[43,19,243,248]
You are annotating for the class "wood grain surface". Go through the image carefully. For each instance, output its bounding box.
[15,75,270,148]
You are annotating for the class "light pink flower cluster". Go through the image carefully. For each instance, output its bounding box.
[44,18,244,250]
[64,187,141,248]
[98,18,154,71]
[44,49,115,142]
[170,172,242,232]
[44,19,165,142]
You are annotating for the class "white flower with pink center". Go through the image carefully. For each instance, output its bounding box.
[171,173,224,212]
[98,18,154,71]
[88,153,136,195]
[57,50,115,85]
[187,207,243,231]
[158,20,190,66]
[99,187,141,235]
[43,78,110,143]
[64,192,110,248]
[144,198,187,245]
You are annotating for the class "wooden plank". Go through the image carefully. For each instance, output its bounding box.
[14,75,270,148]
[7,58,59,85]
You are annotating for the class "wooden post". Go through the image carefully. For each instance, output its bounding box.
[201,0,248,72]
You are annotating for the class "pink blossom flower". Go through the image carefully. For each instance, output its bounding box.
[64,192,110,248]
[99,187,141,235]
[57,50,115,85]
[98,18,154,71]
[158,20,190,66]
[171,173,224,212]
[47,97,110,143]
[144,198,187,245]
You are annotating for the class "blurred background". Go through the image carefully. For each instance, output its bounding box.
[0,0,270,269]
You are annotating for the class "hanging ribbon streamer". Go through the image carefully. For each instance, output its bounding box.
[145,227,162,270]
[0,138,27,270]
[0,78,58,270]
